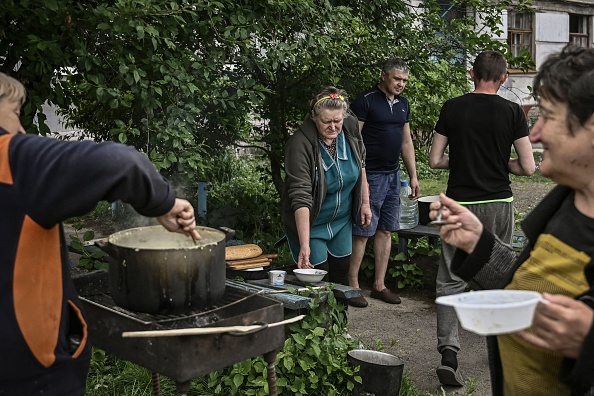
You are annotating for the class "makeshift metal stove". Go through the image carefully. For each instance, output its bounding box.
[76,275,286,396]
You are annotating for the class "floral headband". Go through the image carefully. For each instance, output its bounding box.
[313,93,345,108]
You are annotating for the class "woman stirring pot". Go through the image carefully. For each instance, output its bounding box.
[281,87,371,286]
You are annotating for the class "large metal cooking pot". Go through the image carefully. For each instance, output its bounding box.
[96,225,234,314]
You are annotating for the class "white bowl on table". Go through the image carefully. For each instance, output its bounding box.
[435,289,543,336]
[293,269,327,283]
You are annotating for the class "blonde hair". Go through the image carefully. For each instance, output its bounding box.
[0,72,26,105]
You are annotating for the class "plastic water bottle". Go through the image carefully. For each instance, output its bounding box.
[399,180,418,229]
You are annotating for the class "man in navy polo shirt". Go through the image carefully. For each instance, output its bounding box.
[348,57,420,307]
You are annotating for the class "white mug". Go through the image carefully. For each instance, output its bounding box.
[269,270,286,286]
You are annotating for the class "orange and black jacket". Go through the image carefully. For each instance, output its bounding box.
[0,128,175,395]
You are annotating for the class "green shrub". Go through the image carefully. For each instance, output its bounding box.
[193,288,361,395]
[69,224,108,271]
[358,235,439,291]
[205,153,282,244]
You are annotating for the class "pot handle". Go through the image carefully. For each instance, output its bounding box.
[94,239,120,259]
[217,227,235,241]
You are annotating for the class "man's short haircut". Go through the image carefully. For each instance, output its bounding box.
[382,57,409,75]
[472,51,508,83]
[0,72,26,105]
[533,44,594,128]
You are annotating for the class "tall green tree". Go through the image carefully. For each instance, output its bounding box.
[1,0,532,194]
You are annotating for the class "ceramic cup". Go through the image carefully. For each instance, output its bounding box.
[269,270,286,286]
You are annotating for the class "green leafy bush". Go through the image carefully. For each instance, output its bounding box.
[194,289,361,395]
[389,260,424,290]
[389,236,441,290]
[205,153,282,244]
[358,235,440,291]
[69,224,108,271]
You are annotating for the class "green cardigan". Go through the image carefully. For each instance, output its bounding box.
[281,110,366,244]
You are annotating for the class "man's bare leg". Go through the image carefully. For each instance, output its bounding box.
[369,230,401,303]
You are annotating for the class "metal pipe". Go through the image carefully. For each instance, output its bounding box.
[197,181,207,221]
[151,372,161,396]
[264,350,278,396]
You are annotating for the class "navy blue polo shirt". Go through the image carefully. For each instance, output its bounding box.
[351,86,410,173]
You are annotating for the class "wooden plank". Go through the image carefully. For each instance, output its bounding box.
[228,261,271,270]
[227,258,271,270]
[396,224,439,239]
[281,275,363,299]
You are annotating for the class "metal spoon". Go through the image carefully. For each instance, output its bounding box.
[427,203,449,227]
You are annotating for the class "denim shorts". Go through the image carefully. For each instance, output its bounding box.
[353,172,400,237]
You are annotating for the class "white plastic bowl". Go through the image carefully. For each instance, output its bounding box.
[435,290,542,336]
[293,268,327,283]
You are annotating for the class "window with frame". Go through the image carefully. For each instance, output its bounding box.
[507,11,533,58]
[570,14,590,48]
[435,1,467,63]
[438,0,465,24]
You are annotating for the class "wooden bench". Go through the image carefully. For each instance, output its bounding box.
[396,225,526,256]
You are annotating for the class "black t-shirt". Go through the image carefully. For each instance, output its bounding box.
[351,87,410,173]
[545,191,594,265]
[434,93,529,201]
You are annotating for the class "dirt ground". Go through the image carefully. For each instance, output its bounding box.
[69,181,556,396]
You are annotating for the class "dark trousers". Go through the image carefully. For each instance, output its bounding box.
[317,254,350,286]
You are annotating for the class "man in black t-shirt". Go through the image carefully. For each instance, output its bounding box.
[427,44,594,396]
[428,50,535,386]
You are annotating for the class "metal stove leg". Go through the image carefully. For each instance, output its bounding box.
[175,380,191,396]
[151,372,161,396]
[264,350,279,396]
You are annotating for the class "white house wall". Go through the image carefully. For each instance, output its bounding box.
[475,10,507,41]
[500,74,534,106]
[535,42,567,67]
[535,12,568,43]
[500,4,594,108]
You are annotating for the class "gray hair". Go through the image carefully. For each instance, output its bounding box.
[0,72,26,105]
[382,57,409,75]
[310,86,349,120]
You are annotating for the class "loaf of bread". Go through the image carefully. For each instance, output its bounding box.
[225,244,263,261]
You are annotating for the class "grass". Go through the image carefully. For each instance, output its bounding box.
[65,201,112,225]
[418,178,447,196]
[413,150,552,198]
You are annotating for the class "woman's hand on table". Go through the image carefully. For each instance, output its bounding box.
[297,245,313,269]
